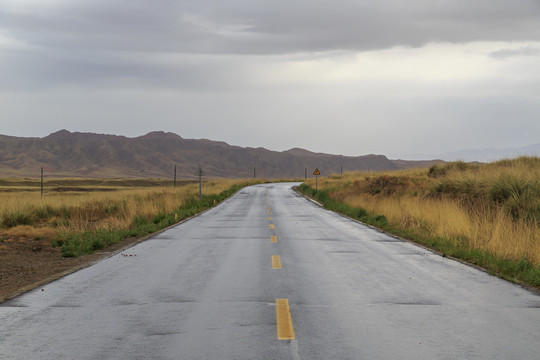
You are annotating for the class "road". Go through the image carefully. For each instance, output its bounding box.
[1,183,539,359]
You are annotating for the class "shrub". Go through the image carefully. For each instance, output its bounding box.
[357,208,368,218]
[428,161,475,178]
[152,212,167,224]
[488,175,527,204]
[2,211,36,228]
[34,204,57,220]
[374,215,388,226]
[57,230,127,257]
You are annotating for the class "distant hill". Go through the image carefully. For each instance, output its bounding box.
[433,143,540,162]
[402,143,540,162]
[0,130,441,179]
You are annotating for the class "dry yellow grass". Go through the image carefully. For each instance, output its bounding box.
[0,178,251,237]
[306,157,540,266]
[343,194,540,265]
[3,225,59,239]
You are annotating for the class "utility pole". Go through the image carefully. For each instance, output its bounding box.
[195,167,205,201]
[40,168,44,199]
[254,167,256,179]
[174,165,177,188]
[305,168,307,180]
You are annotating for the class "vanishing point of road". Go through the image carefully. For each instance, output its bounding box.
[1,183,539,359]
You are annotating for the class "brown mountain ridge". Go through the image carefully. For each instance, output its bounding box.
[0,130,441,179]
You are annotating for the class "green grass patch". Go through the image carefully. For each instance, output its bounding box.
[55,230,128,258]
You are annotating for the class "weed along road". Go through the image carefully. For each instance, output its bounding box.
[1,183,540,359]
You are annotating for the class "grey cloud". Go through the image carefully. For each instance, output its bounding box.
[490,46,540,59]
[2,0,539,90]
[0,47,251,91]
[2,0,540,55]
[1,0,540,157]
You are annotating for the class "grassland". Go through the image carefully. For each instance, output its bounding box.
[0,177,265,301]
[0,178,262,257]
[300,157,540,289]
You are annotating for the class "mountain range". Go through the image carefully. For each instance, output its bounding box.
[424,143,540,162]
[397,143,540,162]
[0,130,441,179]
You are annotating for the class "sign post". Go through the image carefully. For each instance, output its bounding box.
[313,168,321,191]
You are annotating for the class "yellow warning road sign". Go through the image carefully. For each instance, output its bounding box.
[313,168,321,176]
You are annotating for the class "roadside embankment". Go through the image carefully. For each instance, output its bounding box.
[298,157,540,290]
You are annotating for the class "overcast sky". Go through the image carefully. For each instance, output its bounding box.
[1,0,539,159]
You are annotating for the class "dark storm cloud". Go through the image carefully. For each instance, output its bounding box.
[2,0,540,55]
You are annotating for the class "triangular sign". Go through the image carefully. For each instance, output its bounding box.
[313,168,321,176]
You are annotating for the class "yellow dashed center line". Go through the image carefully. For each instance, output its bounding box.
[265,197,294,341]
[276,299,295,340]
[272,255,282,269]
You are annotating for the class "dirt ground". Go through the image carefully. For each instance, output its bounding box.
[0,232,145,303]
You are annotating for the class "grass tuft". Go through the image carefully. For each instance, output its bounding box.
[2,211,36,228]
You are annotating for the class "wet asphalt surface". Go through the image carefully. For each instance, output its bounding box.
[1,183,539,359]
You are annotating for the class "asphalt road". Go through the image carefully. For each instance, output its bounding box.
[1,183,539,359]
